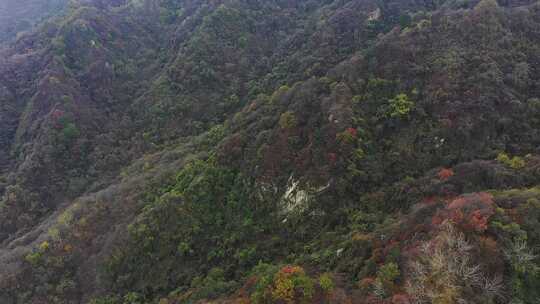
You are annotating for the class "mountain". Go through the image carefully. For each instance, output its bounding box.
[0,0,540,303]
[0,0,67,42]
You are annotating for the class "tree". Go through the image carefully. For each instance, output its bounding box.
[279,111,297,129]
[388,94,414,118]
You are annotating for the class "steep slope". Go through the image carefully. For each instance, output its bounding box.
[0,0,540,303]
[0,1,165,239]
[0,0,67,42]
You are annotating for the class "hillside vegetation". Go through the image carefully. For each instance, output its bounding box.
[1,0,540,303]
[0,0,67,42]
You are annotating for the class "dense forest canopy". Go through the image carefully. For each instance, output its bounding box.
[0,0,540,303]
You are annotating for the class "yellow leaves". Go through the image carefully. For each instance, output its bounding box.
[319,273,335,294]
[352,232,371,242]
[25,241,50,266]
[39,241,50,252]
[64,244,73,253]
[279,111,297,130]
[269,266,314,304]
[388,93,414,118]
[272,273,296,303]
[497,152,526,169]
[58,209,74,226]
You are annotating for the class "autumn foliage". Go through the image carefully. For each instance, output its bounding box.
[271,266,314,304]
[437,168,454,181]
[431,192,495,232]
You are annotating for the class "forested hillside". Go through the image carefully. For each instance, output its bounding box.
[1,0,540,303]
[0,0,67,42]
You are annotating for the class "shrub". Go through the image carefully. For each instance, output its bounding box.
[39,241,50,252]
[496,152,510,164]
[503,238,540,303]
[319,273,335,294]
[89,296,119,304]
[122,293,143,304]
[504,239,538,275]
[279,111,297,129]
[388,93,414,118]
[337,127,358,145]
[200,124,226,148]
[61,123,80,142]
[190,267,238,301]
[25,241,52,266]
[497,152,525,169]
[377,263,400,284]
[374,262,400,298]
[271,266,314,304]
[25,251,43,266]
[271,85,290,103]
[250,262,280,303]
[509,157,526,169]
[432,192,495,232]
[437,168,454,181]
[250,265,315,304]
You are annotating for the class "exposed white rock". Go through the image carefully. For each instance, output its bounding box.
[368,8,381,21]
[279,176,330,217]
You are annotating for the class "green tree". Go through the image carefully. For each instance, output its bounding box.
[388,93,414,118]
